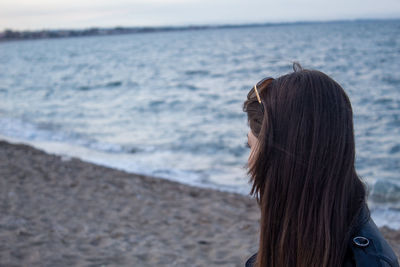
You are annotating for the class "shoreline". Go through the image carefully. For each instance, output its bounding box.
[0,140,399,265]
[0,134,251,195]
[1,19,396,43]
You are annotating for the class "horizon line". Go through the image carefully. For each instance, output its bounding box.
[2,17,400,33]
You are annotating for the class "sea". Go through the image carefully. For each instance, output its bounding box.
[1,20,399,228]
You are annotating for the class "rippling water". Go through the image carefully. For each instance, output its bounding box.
[1,20,399,227]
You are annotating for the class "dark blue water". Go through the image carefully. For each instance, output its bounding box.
[1,20,399,227]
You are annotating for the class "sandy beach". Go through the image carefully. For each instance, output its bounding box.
[0,140,399,266]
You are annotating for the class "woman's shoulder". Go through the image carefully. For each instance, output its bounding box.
[345,206,399,267]
[246,207,399,267]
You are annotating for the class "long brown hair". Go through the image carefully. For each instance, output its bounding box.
[243,64,366,267]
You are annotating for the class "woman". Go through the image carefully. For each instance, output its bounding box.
[243,63,399,267]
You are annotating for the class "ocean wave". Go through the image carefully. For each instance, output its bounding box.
[185,70,210,76]
[77,80,123,91]
[371,179,400,203]
[0,116,145,155]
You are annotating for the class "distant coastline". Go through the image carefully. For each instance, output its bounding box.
[0,19,397,42]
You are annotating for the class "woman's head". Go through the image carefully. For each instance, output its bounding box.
[243,63,366,267]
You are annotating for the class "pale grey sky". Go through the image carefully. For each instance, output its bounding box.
[1,0,400,31]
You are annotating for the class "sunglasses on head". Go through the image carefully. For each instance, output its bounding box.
[247,77,274,112]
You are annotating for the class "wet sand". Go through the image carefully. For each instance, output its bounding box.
[0,141,398,266]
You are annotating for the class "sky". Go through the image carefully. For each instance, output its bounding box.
[1,0,400,31]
